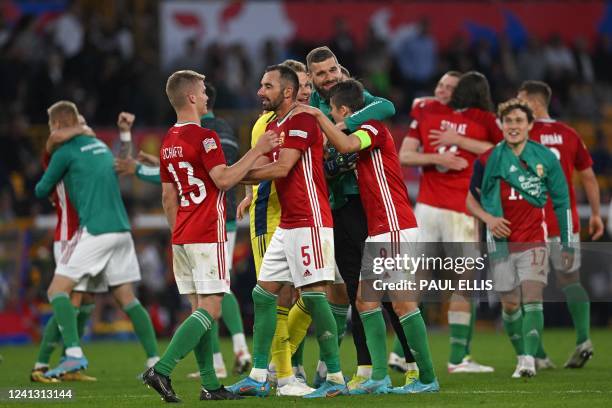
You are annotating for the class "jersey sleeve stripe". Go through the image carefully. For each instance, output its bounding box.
[300,148,323,227]
[56,181,68,242]
[372,150,401,231]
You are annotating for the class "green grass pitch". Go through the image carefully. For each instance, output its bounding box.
[1,329,610,407]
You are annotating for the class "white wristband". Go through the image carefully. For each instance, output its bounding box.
[120,131,132,142]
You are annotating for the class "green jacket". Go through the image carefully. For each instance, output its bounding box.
[310,89,396,209]
[35,135,130,234]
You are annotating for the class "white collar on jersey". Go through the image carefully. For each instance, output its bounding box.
[535,118,556,123]
[174,121,200,127]
[276,105,298,127]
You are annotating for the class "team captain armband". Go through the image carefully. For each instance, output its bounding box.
[354,129,372,150]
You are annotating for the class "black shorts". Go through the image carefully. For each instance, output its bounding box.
[332,195,368,284]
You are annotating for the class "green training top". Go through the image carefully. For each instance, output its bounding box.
[35,135,131,234]
[136,163,161,184]
[310,89,396,210]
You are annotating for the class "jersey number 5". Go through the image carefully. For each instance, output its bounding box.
[167,161,206,206]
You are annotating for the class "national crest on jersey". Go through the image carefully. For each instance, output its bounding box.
[159,123,227,244]
[264,112,332,229]
[529,119,593,235]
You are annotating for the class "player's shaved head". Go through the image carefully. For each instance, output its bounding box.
[518,80,552,108]
[166,70,206,110]
[47,100,79,127]
[329,79,365,113]
[306,46,338,70]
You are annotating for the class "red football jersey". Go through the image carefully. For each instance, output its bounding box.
[43,152,79,242]
[411,106,503,213]
[479,151,546,243]
[355,120,418,236]
[159,123,227,244]
[265,112,332,229]
[407,97,443,140]
[529,119,593,236]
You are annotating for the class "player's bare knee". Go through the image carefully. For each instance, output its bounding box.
[329,283,349,305]
[393,301,418,317]
[80,292,95,305]
[111,284,135,307]
[256,280,282,295]
[197,293,223,319]
[301,281,329,294]
[556,270,578,288]
[277,285,293,307]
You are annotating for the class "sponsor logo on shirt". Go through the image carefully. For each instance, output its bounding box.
[289,129,307,138]
[361,124,379,135]
[509,165,518,173]
[203,138,217,152]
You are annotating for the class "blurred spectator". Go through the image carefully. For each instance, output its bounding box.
[51,1,84,58]
[391,18,437,92]
[516,37,547,81]
[329,18,356,74]
[573,37,595,83]
[594,34,612,83]
[169,37,204,73]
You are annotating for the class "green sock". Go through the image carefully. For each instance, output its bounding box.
[210,320,220,354]
[400,309,435,384]
[77,304,94,339]
[330,303,349,345]
[49,293,79,348]
[535,338,548,359]
[562,283,590,345]
[522,303,544,357]
[360,308,387,380]
[502,308,524,356]
[448,311,471,364]
[36,316,62,365]
[252,285,278,370]
[155,308,212,376]
[465,302,477,356]
[292,339,305,367]
[194,327,221,391]
[124,300,158,358]
[221,292,244,336]
[302,292,341,375]
[392,335,404,357]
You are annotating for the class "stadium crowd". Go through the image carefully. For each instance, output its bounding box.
[2,5,612,223]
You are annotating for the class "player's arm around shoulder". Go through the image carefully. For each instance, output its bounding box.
[209,128,279,191]
[46,124,95,153]
[291,106,361,154]
[34,146,72,199]
[344,90,395,132]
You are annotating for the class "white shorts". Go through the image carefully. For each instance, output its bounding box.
[172,242,231,294]
[361,228,419,279]
[548,233,581,273]
[53,241,108,293]
[259,227,335,288]
[415,203,477,242]
[491,247,549,292]
[55,228,141,287]
[227,230,236,272]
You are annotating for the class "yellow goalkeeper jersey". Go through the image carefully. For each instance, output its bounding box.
[249,111,281,240]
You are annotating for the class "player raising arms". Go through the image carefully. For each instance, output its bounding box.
[467,99,572,378]
[400,71,500,373]
[228,65,347,398]
[518,81,602,368]
[142,70,278,402]
[294,79,439,394]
